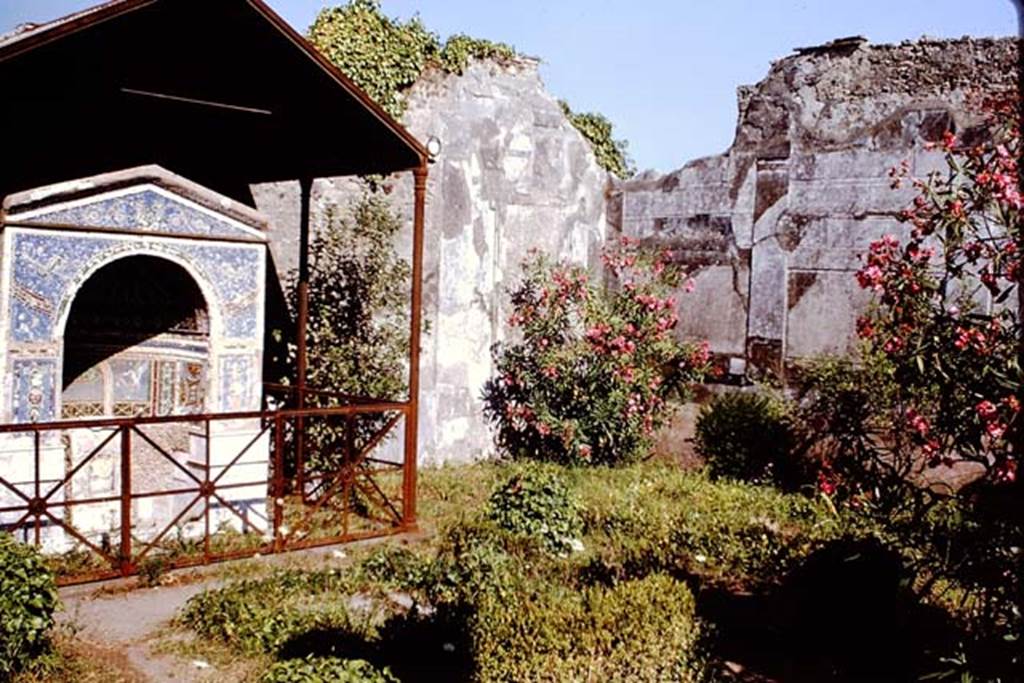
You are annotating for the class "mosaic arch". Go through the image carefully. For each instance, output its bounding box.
[61,254,212,420]
[0,166,269,423]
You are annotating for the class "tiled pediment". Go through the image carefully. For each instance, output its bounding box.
[2,165,267,242]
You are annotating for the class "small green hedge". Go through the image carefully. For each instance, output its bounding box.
[486,465,583,553]
[694,391,800,487]
[260,656,397,683]
[0,534,59,679]
[177,570,365,655]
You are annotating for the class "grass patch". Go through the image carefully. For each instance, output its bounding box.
[173,461,858,681]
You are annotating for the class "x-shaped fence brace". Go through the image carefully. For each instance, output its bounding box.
[277,410,404,547]
[0,401,411,584]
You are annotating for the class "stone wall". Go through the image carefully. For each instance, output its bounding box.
[610,36,1018,377]
[254,36,1017,466]
[253,57,608,464]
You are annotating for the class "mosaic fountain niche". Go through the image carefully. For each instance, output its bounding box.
[0,166,270,560]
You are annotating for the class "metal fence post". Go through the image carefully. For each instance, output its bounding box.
[119,425,132,576]
[273,414,284,552]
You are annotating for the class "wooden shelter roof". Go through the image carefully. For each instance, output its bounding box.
[0,0,428,204]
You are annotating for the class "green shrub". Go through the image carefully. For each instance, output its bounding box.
[559,100,634,179]
[471,573,704,682]
[358,545,434,590]
[483,244,711,466]
[0,534,59,679]
[423,521,525,608]
[177,570,367,655]
[280,194,413,472]
[694,390,799,486]
[793,355,908,507]
[285,194,411,405]
[260,656,397,683]
[486,465,583,553]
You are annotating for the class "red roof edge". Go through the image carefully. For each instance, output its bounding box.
[0,0,155,61]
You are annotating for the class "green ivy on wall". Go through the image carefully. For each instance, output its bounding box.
[308,0,516,117]
[559,101,635,179]
[308,0,634,178]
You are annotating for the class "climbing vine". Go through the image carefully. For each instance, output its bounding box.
[308,0,517,118]
[308,1,633,178]
[559,101,635,179]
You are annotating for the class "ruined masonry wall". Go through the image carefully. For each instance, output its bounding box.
[611,36,1018,376]
[256,37,1017,466]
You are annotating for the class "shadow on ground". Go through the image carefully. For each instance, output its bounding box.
[268,537,988,682]
[277,611,473,682]
[696,537,962,682]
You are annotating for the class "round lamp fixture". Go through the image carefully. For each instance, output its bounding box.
[426,135,442,160]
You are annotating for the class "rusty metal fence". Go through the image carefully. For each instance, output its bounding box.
[0,393,413,585]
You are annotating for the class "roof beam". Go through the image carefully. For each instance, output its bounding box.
[121,87,273,115]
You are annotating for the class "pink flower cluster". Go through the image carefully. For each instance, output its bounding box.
[689,341,711,367]
[504,402,535,432]
[976,142,1022,210]
[855,235,901,293]
[975,399,1008,441]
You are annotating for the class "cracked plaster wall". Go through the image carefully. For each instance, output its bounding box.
[253,58,608,464]
[611,36,1018,376]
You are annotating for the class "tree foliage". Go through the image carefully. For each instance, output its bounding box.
[285,194,411,405]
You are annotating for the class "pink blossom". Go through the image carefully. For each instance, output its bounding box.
[906,408,929,437]
[976,400,998,421]
[994,458,1017,483]
[985,421,1006,440]
[817,472,836,496]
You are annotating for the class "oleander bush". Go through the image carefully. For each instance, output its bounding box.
[800,91,1024,677]
[483,240,712,466]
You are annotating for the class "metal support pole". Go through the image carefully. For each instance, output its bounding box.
[403,163,428,528]
[296,177,312,498]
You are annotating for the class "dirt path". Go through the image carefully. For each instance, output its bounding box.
[59,577,224,682]
[56,536,419,682]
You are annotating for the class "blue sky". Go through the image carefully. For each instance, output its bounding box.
[1,1,1018,172]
